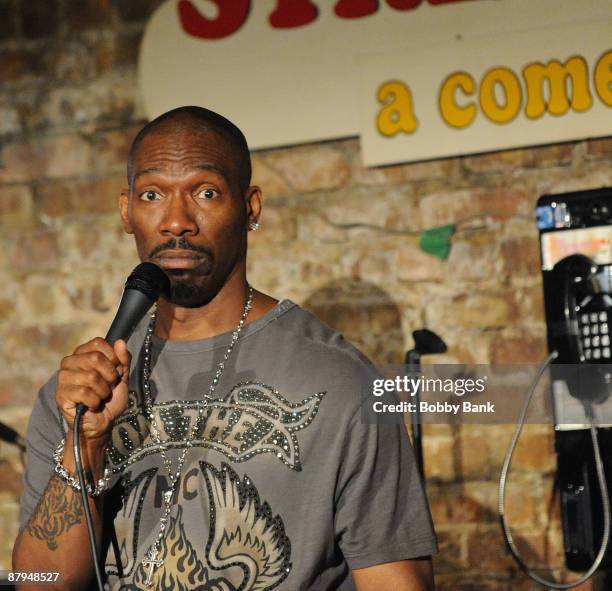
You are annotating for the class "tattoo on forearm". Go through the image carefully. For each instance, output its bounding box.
[26,474,83,550]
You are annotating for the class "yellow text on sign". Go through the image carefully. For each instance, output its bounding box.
[440,51,612,128]
[375,50,612,136]
[376,81,418,136]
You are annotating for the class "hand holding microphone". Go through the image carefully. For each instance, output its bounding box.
[55,262,170,447]
[56,337,132,443]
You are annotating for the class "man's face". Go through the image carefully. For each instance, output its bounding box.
[120,126,255,308]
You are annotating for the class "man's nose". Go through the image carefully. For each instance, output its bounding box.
[159,195,198,237]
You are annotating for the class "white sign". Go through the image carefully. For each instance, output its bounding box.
[359,22,612,165]
[139,0,612,165]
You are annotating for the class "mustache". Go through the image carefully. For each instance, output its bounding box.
[148,237,213,259]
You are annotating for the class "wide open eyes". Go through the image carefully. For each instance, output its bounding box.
[137,187,221,202]
[197,188,220,200]
[139,190,162,202]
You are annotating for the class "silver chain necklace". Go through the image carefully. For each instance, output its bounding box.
[140,284,254,587]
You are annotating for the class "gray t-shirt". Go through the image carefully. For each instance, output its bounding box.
[20,300,437,590]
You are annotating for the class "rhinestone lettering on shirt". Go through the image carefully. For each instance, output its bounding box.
[107,381,326,473]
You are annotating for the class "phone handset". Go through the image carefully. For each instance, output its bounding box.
[550,254,611,402]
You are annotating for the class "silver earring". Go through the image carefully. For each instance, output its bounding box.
[249,221,260,231]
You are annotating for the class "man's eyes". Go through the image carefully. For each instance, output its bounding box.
[197,188,219,200]
[139,190,162,201]
[137,189,220,201]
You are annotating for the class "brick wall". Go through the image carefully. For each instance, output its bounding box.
[1,1,611,588]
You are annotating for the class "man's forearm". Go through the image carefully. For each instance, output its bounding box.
[13,433,107,590]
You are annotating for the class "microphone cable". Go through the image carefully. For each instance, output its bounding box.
[74,406,105,591]
[498,351,611,589]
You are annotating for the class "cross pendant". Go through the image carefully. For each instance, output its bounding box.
[142,547,163,587]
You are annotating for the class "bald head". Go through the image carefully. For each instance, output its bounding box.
[127,106,252,194]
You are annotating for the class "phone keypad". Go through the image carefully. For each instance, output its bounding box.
[580,310,611,361]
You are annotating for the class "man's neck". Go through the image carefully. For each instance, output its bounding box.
[154,278,278,341]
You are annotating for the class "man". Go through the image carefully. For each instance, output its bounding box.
[13,106,437,590]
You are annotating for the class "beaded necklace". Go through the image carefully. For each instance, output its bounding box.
[140,285,254,587]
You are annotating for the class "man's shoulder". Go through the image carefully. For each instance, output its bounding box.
[264,300,378,379]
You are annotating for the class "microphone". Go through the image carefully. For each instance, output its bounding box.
[105,262,171,345]
[408,329,448,362]
[405,329,447,482]
[76,262,170,415]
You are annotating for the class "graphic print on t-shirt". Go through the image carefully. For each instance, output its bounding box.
[107,381,325,472]
[117,462,291,590]
[104,381,325,590]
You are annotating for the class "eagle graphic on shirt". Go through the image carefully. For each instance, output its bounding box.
[104,382,324,590]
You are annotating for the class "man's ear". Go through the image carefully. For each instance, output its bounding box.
[119,189,133,234]
[245,186,262,229]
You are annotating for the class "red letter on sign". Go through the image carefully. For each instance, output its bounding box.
[387,0,422,9]
[270,0,318,28]
[178,0,250,40]
[335,0,379,19]
[428,0,472,5]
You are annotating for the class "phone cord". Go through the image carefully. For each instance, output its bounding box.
[498,350,611,589]
[74,405,106,591]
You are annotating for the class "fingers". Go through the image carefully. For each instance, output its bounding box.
[61,385,105,412]
[74,337,120,366]
[56,337,129,420]
[113,340,132,382]
[62,338,122,384]
[104,340,132,421]
[57,369,111,415]
[59,369,112,399]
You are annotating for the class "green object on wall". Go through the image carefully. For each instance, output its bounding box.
[419,224,456,260]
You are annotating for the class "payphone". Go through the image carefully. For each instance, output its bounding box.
[538,188,612,572]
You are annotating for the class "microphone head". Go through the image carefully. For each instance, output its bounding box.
[125,262,170,301]
[412,329,447,355]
